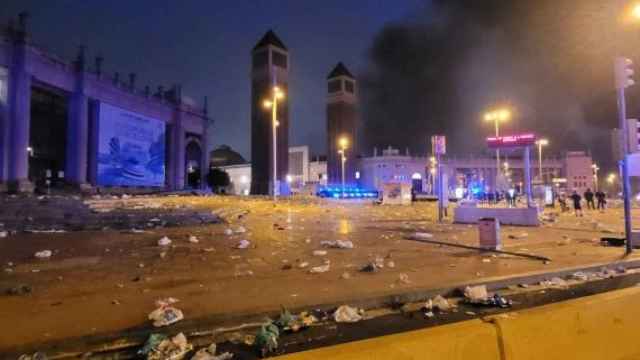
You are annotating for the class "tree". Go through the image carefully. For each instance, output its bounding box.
[207,168,230,193]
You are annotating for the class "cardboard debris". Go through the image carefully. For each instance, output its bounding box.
[158,237,172,247]
[148,298,184,327]
[34,250,52,259]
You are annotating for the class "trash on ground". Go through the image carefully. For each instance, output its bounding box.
[17,352,47,360]
[191,343,233,360]
[312,250,327,256]
[341,272,351,280]
[6,284,32,296]
[541,277,568,289]
[398,273,410,284]
[601,237,625,247]
[0,230,7,238]
[424,311,435,318]
[140,332,193,360]
[334,305,363,323]
[412,232,434,240]
[508,233,529,239]
[235,240,251,249]
[320,240,354,249]
[309,263,330,273]
[148,298,184,327]
[427,295,451,312]
[224,229,234,236]
[255,322,280,357]
[188,235,199,243]
[235,226,247,233]
[464,285,489,303]
[359,262,378,273]
[298,262,309,269]
[158,236,172,247]
[34,250,52,259]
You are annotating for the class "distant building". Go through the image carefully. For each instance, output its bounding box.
[250,30,290,195]
[209,145,247,168]
[0,13,210,193]
[564,151,594,194]
[326,63,358,186]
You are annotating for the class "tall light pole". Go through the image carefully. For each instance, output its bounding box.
[536,138,549,183]
[338,137,348,193]
[484,108,511,184]
[592,164,600,192]
[263,86,285,200]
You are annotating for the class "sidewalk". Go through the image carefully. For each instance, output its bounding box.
[0,196,635,353]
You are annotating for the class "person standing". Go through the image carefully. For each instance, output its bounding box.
[596,190,607,212]
[584,188,595,210]
[570,190,583,217]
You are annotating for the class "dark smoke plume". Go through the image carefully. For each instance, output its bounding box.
[360,0,640,169]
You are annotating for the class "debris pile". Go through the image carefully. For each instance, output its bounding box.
[191,344,233,360]
[463,285,512,308]
[158,237,172,247]
[34,250,52,259]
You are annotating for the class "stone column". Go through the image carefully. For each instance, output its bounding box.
[65,47,90,190]
[200,123,210,190]
[7,38,33,192]
[0,66,9,191]
[172,111,185,190]
[86,99,99,186]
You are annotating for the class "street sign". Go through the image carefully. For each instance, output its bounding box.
[431,135,446,155]
[487,133,536,148]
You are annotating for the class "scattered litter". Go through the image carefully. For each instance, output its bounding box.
[431,295,451,312]
[412,232,434,240]
[34,250,52,259]
[298,262,309,269]
[541,277,568,289]
[320,240,354,249]
[191,343,233,360]
[141,332,193,360]
[465,311,477,316]
[387,261,395,268]
[235,240,251,249]
[508,233,529,240]
[309,263,330,273]
[0,230,7,238]
[282,264,293,270]
[6,284,32,296]
[224,229,234,236]
[188,235,199,243]
[312,250,327,256]
[235,226,247,234]
[424,311,434,318]
[398,273,410,284]
[17,352,47,360]
[464,285,489,303]
[255,322,280,357]
[148,298,184,327]
[334,305,363,323]
[234,270,254,277]
[341,272,351,280]
[482,258,491,263]
[158,237,172,247]
[359,263,378,273]
[570,272,589,281]
[203,248,216,253]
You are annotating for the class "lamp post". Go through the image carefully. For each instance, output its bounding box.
[535,138,549,183]
[592,164,600,192]
[484,108,511,182]
[338,137,348,193]
[263,86,285,200]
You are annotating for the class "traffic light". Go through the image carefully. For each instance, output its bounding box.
[615,57,635,89]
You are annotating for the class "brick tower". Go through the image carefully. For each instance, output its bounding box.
[250,30,290,195]
[326,62,357,186]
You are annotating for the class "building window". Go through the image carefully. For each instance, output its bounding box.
[328,79,341,93]
[272,51,288,68]
[345,80,355,93]
[252,51,268,68]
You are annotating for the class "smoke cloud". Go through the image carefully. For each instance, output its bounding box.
[360,0,640,169]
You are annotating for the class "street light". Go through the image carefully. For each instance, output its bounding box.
[632,3,640,20]
[592,164,600,191]
[484,107,511,176]
[535,138,549,183]
[263,86,285,200]
[338,136,349,192]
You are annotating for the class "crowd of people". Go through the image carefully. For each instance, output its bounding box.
[558,188,607,216]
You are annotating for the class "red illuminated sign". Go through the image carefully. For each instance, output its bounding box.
[487,133,536,148]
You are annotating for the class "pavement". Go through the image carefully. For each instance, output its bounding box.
[0,195,637,355]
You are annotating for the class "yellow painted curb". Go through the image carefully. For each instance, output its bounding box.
[495,286,640,360]
[275,319,501,360]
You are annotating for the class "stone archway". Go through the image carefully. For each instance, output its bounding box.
[185,139,202,189]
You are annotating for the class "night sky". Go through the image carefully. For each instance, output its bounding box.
[1,0,424,161]
[3,0,640,172]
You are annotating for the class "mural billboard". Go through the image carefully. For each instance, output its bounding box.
[97,103,166,186]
